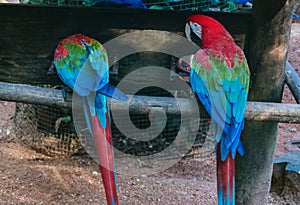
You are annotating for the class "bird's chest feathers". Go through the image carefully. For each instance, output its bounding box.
[194,50,212,69]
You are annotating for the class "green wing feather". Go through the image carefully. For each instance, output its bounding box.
[190,49,250,160]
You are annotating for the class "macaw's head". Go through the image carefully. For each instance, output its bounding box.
[185,14,233,49]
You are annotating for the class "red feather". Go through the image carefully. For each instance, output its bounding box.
[217,143,235,204]
[187,15,246,68]
[91,108,119,205]
[54,34,93,59]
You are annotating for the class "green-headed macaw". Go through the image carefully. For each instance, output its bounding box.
[184,15,250,205]
[52,34,127,205]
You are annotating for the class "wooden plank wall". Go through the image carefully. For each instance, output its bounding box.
[0,4,252,85]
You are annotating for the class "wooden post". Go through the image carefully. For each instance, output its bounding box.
[235,0,297,204]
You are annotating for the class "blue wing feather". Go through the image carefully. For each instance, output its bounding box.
[54,36,127,133]
[190,69,212,115]
[190,51,249,160]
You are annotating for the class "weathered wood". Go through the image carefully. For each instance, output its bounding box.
[1,81,300,123]
[0,82,70,108]
[0,4,252,85]
[0,4,251,33]
[286,60,300,103]
[245,101,300,123]
[236,0,297,204]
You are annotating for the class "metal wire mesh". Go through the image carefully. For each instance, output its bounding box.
[19,0,237,11]
[13,53,214,159]
[19,0,95,6]
[14,96,213,159]
[14,101,213,159]
[110,97,214,160]
[144,0,237,11]
[14,103,82,157]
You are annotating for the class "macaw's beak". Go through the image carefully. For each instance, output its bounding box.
[185,23,192,42]
[47,62,57,75]
[185,22,202,47]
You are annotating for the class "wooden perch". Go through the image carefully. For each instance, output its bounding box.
[0,82,70,108]
[0,81,300,123]
[245,101,300,123]
[285,60,300,103]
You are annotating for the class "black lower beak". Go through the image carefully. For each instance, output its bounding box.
[191,31,202,48]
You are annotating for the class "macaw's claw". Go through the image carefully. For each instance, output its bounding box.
[176,57,192,74]
[62,86,68,100]
[61,86,72,100]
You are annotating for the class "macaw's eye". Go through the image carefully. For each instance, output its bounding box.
[191,23,200,29]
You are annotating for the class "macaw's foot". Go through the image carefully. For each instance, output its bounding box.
[62,86,72,100]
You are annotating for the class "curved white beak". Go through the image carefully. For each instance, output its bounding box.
[185,23,192,42]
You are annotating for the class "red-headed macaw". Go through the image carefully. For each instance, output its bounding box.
[184,15,250,205]
[52,34,127,205]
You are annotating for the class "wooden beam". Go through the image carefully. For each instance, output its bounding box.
[0,82,70,108]
[285,60,300,103]
[236,0,297,204]
[0,4,252,85]
[1,81,300,123]
[0,4,251,33]
[245,101,300,123]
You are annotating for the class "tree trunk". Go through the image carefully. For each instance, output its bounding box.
[236,0,296,204]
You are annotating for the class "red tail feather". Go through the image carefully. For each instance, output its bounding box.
[217,143,235,205]
[91,112,119,205]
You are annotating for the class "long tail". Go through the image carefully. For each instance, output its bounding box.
[90,107,119,205]
[217,143,235,205]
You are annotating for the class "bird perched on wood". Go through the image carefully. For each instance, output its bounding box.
[184,15,250,205]
[51,34,127,205]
